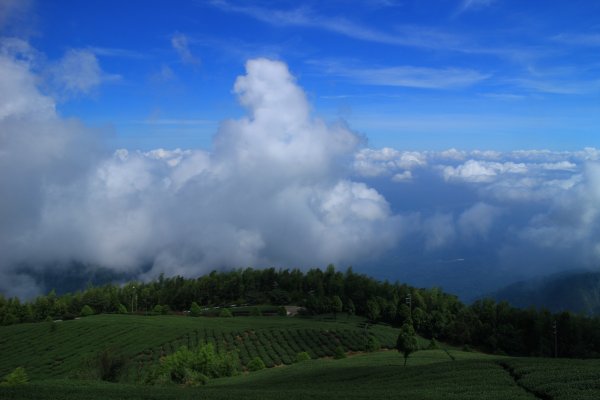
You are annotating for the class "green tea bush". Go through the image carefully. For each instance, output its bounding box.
[334,346,347,359]
[296,352,311,362]
[366,336,381,352]
[80,305,94,317]
[0,366,28,387]
[247,356,266,371]
[218,308,233,318]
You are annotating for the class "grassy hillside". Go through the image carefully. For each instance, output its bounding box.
[0,314,405,381]
[4,351,600,399]
[2,314,600,399]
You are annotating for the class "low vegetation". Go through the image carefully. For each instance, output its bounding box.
[0,314,402,382]
[2,266,600,398]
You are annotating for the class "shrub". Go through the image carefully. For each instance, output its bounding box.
[219,308,233,318]
[278,306,287,316]
[366,336,380,352]
[462,344,472,352]
[296,352,311,362]
[427,338,439,350]
[334,345,346,359]
[247,356,266,371]
[153,305,163,314]
[190,302,202,317]
[149,343,239,385]
[80,305,94,317]
[0,367,28,387]
[117,304,128,314]
[1,313,17,326]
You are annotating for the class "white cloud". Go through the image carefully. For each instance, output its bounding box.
[439,148,468,160]
[0,43,53,119]
[0,42,102,297]
[538,161,577,171]
[0,50,401,295]
[5,38,600,298]
[49,49,119,97]
[392,171,413,182]
[354,147,426,177]
[442,160,528,183]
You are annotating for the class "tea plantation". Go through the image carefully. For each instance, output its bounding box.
[0,314,402,381]
[1,314,600,399]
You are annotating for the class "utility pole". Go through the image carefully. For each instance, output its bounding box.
[553,320,558,358]
[406,293,412,319]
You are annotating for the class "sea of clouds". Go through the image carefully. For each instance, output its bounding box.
[2,37,600,299]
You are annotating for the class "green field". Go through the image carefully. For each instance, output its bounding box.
[1,314,600,399]
[0,314,403,381]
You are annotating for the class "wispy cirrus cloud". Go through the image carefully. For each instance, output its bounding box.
[88,46,149,59]
[514,78,600,95]
[313,60,490,89]
[508,64,600,95]
[454,0,496,16]
[208,0,463,50]
[171,33,200,66]
[552,32,600,47]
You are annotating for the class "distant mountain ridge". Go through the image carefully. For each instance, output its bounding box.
[492,270,600,315]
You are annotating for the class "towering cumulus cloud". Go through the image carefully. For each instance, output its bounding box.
[0,52,400,297]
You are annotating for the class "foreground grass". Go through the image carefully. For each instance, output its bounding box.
[502,358,600,400]
[3,349,600,399]
[1,350,529,400]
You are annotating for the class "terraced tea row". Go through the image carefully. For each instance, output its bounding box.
[0,314,399,381]
[130,327,392,381]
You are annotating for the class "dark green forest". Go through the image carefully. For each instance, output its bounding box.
[1,265,599,358]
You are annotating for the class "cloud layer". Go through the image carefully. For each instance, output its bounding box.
[2,37,600,300]
[353,145,600,296]
[0,46,400,297]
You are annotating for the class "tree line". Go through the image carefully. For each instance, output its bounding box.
[1,265,600,358]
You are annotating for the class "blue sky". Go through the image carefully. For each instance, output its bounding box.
[3,0,600,299]
[19,0,600,151]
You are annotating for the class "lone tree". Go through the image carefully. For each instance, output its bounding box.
[396,322,419,366]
